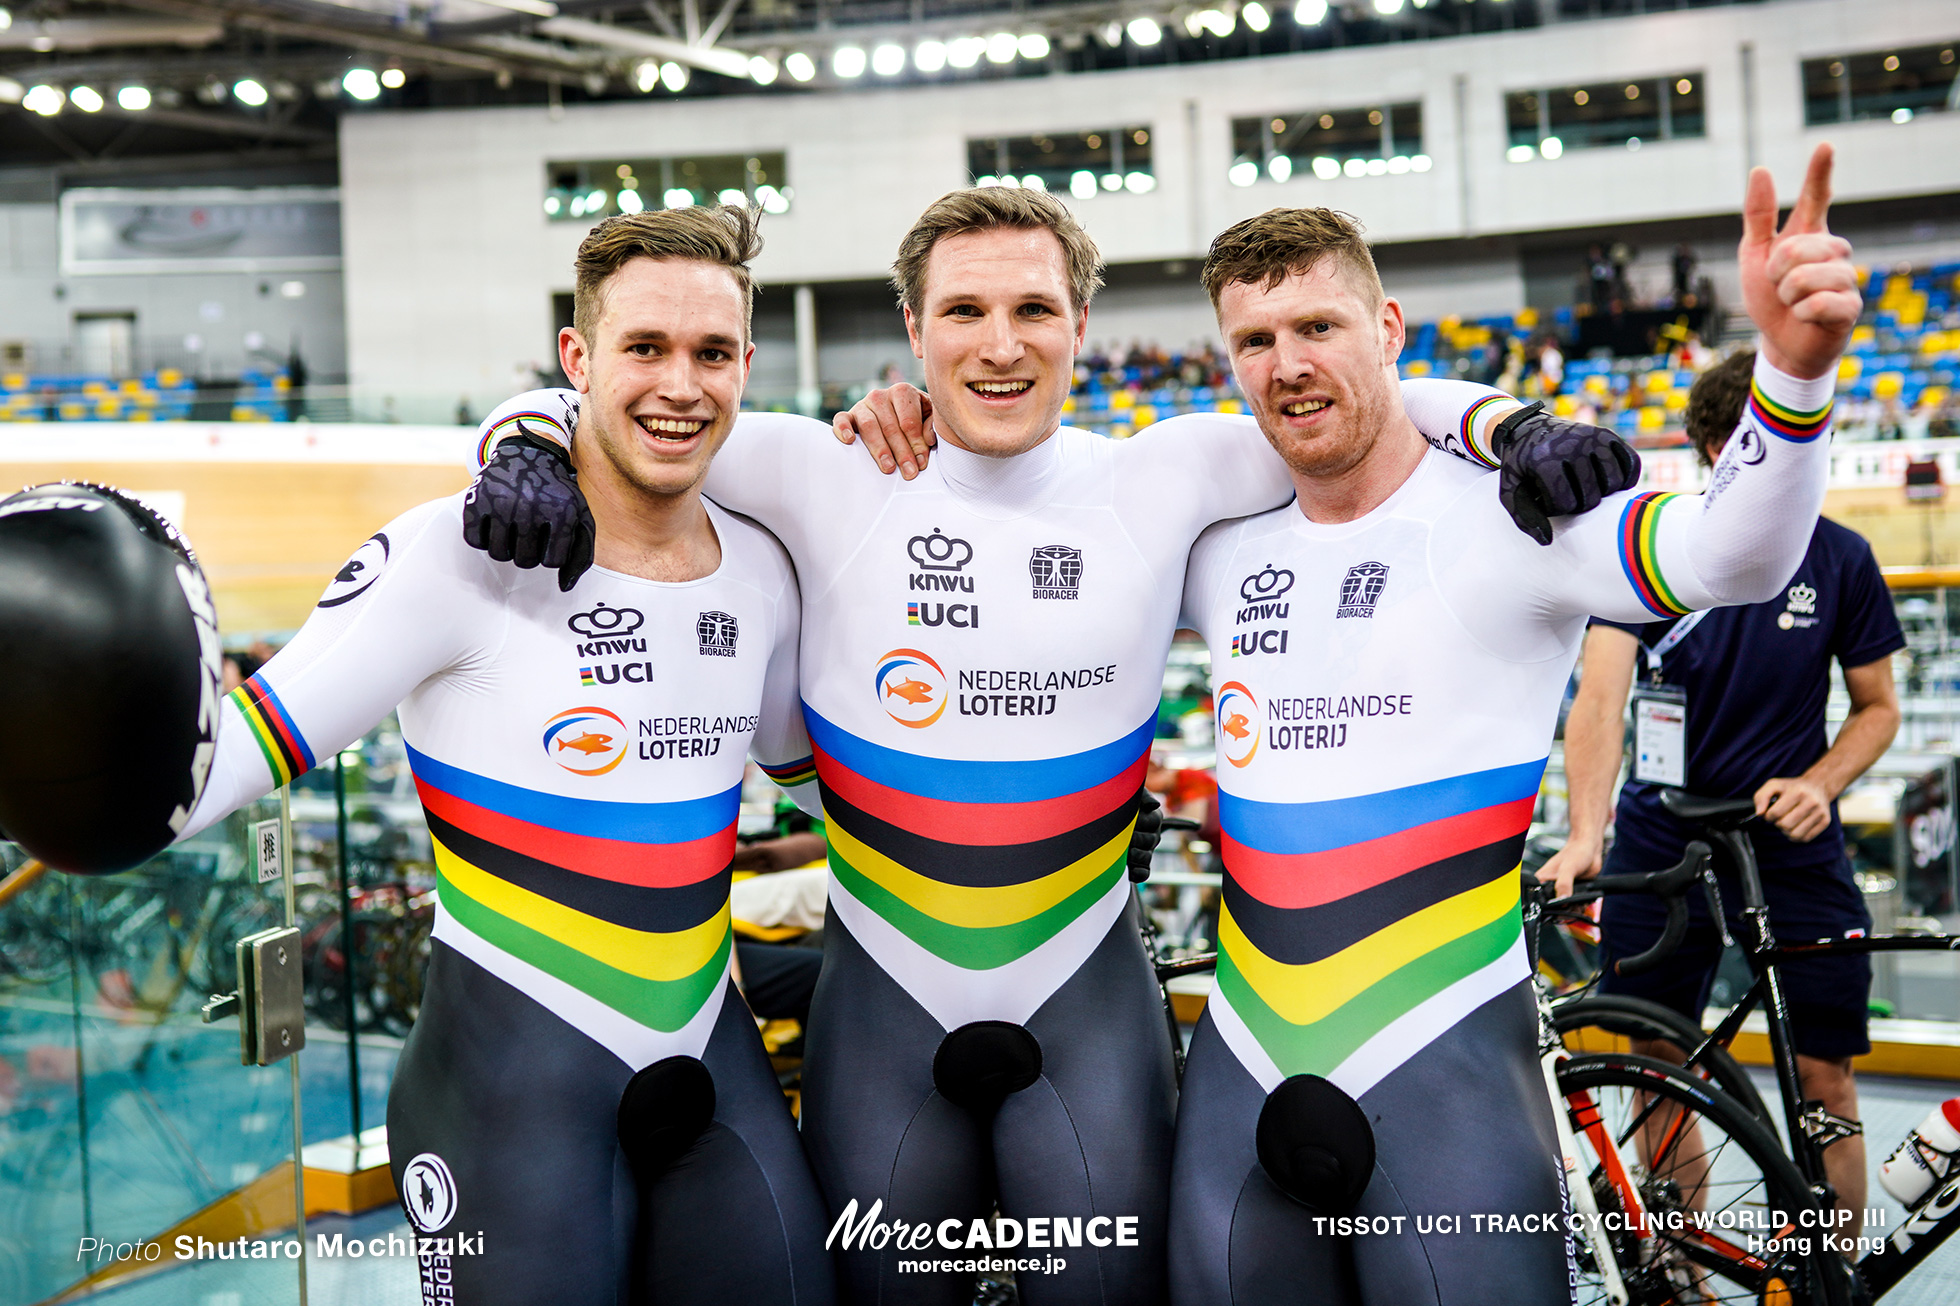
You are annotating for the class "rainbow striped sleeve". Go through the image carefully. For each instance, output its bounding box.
[1458,394,1514,469]
[475,410,570,470]
[228,673,316,786]
[1617,490,1691,618]
[1747,377,1832,443]
[760,756,818,789]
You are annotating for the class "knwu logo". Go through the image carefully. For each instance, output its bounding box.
[1786,583,1816,614]
[1336,562,1389,619]
[1237,565,1295,623]
[569,603,647,658]
[909,529,975,593]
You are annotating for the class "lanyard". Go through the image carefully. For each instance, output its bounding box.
[1643,609,1708,684]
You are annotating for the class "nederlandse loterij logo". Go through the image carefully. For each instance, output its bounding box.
[542,706,629,775]
[1216,681,1260,768]
[875,649,949,729]
[401,1153,458,1233]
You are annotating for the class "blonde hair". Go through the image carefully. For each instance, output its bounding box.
[573,204,763,342]
[1201,207,1384,311]
[891,187,1104,319]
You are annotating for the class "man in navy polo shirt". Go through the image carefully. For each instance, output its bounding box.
[1542,348,1904,1241]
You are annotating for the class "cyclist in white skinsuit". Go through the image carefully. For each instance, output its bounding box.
[178,206,838,1306]
[1168,151,1856,1306]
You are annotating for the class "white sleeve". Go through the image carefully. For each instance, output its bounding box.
[177,501,486,839]
[1180,517,1244,636]
[1398,377,1519,469]
[1117,413,1294,538]
[748,552,821,818]
[1440,356,1833,658]
[474,389,581,467]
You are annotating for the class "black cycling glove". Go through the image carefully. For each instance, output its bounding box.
[462,433,596,592]
[1129,789,1167,884]
[1491,401,1642,546]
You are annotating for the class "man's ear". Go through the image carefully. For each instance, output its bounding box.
[560,326,592,393]
[1073,308,1089,354]
[1379,296,1406,369]
[903,304,924,361]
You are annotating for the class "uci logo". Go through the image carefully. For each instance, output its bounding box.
[542,706,629,775]
[1239,565,1295,605]
[874,648,949,729]
[1216,682,1259,769]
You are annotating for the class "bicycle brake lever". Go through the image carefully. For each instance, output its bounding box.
[1159,817,1202,833]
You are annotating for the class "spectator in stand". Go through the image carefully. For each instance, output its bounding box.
[1587,243,1616,311]
[1672,243,1700,308]
[1536,335,1565,398]
[1540,349,1904,1244]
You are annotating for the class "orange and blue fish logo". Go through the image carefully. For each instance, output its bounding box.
[874,648,949,729]
[542,706,630,776]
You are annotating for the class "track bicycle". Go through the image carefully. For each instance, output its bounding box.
[1563,788,1960,1301]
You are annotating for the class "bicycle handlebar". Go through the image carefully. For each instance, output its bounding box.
[1546,841,1713,978]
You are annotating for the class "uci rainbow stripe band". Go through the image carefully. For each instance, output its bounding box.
[229,673,315,785]
[1459,395,1512,469]
[475,410,565,469]
[1747,379,1832,442]
[1618,491,1690,618]
[760,756,818,788]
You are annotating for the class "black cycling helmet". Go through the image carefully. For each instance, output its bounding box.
[0,482,224,874]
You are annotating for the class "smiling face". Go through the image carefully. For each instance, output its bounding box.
[903,226,1086,459]
[560,255,752,500]
[1215,257,1407,481]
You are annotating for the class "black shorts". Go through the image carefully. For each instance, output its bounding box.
[1597,849,1872,1059]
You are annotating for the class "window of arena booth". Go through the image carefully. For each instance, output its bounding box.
[1227,103,1426,186]
[543,153,790,221]
[1503,73,1705,160]
[967,127,1155,198]
[1802,41,1959,126]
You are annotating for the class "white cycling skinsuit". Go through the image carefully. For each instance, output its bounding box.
[179,494,834,1306]
[1170,357,1835,1305]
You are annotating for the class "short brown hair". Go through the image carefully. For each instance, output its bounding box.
[1685,349,1754,467]
[891,187,1104,319]
[572,204,763,343]
[1201,207,1383,312]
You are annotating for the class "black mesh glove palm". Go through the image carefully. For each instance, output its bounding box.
[1492,401,1643,545]
[462,433,596,592]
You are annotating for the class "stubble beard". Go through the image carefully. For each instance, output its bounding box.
[1262,376,1397,483]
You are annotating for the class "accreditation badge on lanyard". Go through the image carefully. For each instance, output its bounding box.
[1629,611,1707,788]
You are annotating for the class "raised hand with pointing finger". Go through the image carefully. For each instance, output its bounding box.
[1741,143,1862,381]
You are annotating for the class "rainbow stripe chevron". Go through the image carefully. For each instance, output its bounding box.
[408,744,739,1032]
[229,673,316,785]
[805,707,1151,971]
[1617,491,1691,618]
[1747,379,1832,443]
[759,755,818,789]
[1216,759,1542,1081]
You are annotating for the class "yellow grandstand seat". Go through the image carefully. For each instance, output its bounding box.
[1110,390,1135,410]
[1216,398,1243,415]
[1664,389,1689,412]
[1873,372,1905,400]
[1638,406,1666,430]
[1552,394,1580,417]
[1839,355,1863,382]
[1,372,25,392]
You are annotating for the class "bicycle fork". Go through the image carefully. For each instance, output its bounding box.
[1541,1016,1632,1305]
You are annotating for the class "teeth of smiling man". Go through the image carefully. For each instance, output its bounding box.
[1282,399,1330,416]
[970,381,1032,394]
[639,416,708,440]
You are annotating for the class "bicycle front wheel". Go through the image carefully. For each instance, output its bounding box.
[1557,1053,1852,1306]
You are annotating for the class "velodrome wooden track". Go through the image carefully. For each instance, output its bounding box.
[0,424,472,635]
[8,426,1960,635]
